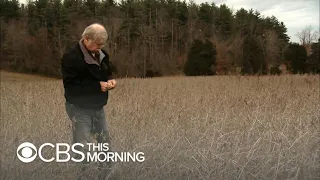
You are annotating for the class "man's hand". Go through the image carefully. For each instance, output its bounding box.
[100,81,114,92]
[107,79,117,89]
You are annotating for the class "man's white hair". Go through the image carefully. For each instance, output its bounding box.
[82,23,108,42]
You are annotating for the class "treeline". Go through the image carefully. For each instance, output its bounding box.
[0,0,319,77]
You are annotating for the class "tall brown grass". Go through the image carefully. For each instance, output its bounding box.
[0,73,319,180]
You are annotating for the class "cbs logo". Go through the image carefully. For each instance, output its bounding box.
[16,142,37,163]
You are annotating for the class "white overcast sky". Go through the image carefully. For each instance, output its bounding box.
[18,0,319,43]
[200,0,320,43]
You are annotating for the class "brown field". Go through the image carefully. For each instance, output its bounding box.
[0,71,319,180]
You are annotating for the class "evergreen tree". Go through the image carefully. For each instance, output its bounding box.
[184,39,216,76]
[285,43,307,74]
[1,0,298,77]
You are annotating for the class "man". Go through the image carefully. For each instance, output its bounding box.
[61,23,116,179]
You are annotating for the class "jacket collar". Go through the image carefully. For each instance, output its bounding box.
[79,39,106,66]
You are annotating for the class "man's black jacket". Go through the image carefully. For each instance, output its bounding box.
[61,41,113,109]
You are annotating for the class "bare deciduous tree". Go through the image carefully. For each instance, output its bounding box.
[296,25,318,45]
[264,30,281,68]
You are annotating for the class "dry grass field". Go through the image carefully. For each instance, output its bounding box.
[0,71,319,180]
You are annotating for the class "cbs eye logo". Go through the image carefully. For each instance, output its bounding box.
[17,142,37,163]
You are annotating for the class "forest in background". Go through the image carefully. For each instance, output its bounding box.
[0,0,319,78]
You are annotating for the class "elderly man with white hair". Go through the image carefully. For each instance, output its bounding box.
[62,23,116,179]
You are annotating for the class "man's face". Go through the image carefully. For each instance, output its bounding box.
[83,37,106,53]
